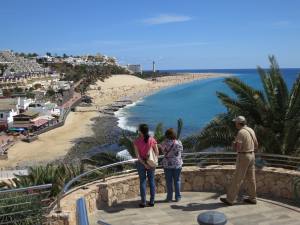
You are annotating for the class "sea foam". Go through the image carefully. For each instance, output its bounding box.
[115,99,144,132]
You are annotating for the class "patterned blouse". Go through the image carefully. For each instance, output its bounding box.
[160,139,183,169]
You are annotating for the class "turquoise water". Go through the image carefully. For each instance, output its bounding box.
[116,69,300,137]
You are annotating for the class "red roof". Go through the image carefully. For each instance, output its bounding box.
[32,119,48,127]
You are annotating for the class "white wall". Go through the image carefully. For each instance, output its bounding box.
[0,109,18,126]
[19,97,33,110]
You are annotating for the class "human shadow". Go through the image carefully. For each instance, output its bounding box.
[170,201,244,211]
[101,200,141,213]
[101,198,181,214]
[202,192,223,201]
[170,202,225,211]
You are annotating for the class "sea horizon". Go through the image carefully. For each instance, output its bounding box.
[144,67,300,73]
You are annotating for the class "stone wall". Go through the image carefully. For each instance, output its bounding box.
[48,165,300,225]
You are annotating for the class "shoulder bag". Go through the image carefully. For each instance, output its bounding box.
[146,147,158,168]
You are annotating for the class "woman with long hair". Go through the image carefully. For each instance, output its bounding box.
[134,124,159,207]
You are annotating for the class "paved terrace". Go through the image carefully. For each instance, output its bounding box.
[90,192,300,225]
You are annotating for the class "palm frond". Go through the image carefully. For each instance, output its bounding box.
[177,118,183,139]
[223,77,268,124]
[154,122,165,143]
[119,131,136,157]
[257,66,278,114]
[1,162,83,197]
[216,92,244,114]
[268,55,289,111]
[90,152,121,166]
[286,74,300,120]
[194,114,236,150]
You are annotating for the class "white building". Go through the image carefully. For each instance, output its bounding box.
[37,55,54,62]
[57,81,72,91]
[19,97,33,111]
[28,102,61,117]
[63,57,85,65]
[127,64,142,74]
[0,97,34,130]
[0,99,19,130]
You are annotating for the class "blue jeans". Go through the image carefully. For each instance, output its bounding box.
[164,168,182,201]
[136,161,155,204]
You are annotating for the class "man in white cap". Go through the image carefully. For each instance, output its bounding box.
[220,116,258,205]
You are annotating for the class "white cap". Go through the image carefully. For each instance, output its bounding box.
[232,116,246,123]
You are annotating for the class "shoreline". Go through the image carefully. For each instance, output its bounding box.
[114,73,230,132]
[0,73,230,169]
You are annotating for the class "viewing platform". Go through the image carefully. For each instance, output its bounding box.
[91,192,300,225]
[1,152,300,224]
[47,152,300,225]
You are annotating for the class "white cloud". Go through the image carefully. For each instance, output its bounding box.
[143,14,192,25]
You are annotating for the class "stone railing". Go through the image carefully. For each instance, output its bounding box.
[48,165,300,225]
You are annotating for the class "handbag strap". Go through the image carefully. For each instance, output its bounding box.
[146,137,154,156]
[242,127,257,149]
[164,141,176,158]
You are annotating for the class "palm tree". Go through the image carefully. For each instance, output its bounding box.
[82,152,126,175]
[0,163,83,197]
[0,163,83,224]
[83,152,123,167]
[193,56,300,155]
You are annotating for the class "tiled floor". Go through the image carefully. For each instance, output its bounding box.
[90,192,300,225]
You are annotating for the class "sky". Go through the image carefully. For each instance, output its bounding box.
[1,0,300,69]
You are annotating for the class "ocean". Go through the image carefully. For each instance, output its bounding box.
[115,69,300,137]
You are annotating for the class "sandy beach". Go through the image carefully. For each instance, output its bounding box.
[0,73,228,168]
[88,73,229,106]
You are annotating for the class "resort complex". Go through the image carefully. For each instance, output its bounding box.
[0,50,127,160]
[0,50,47,76]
